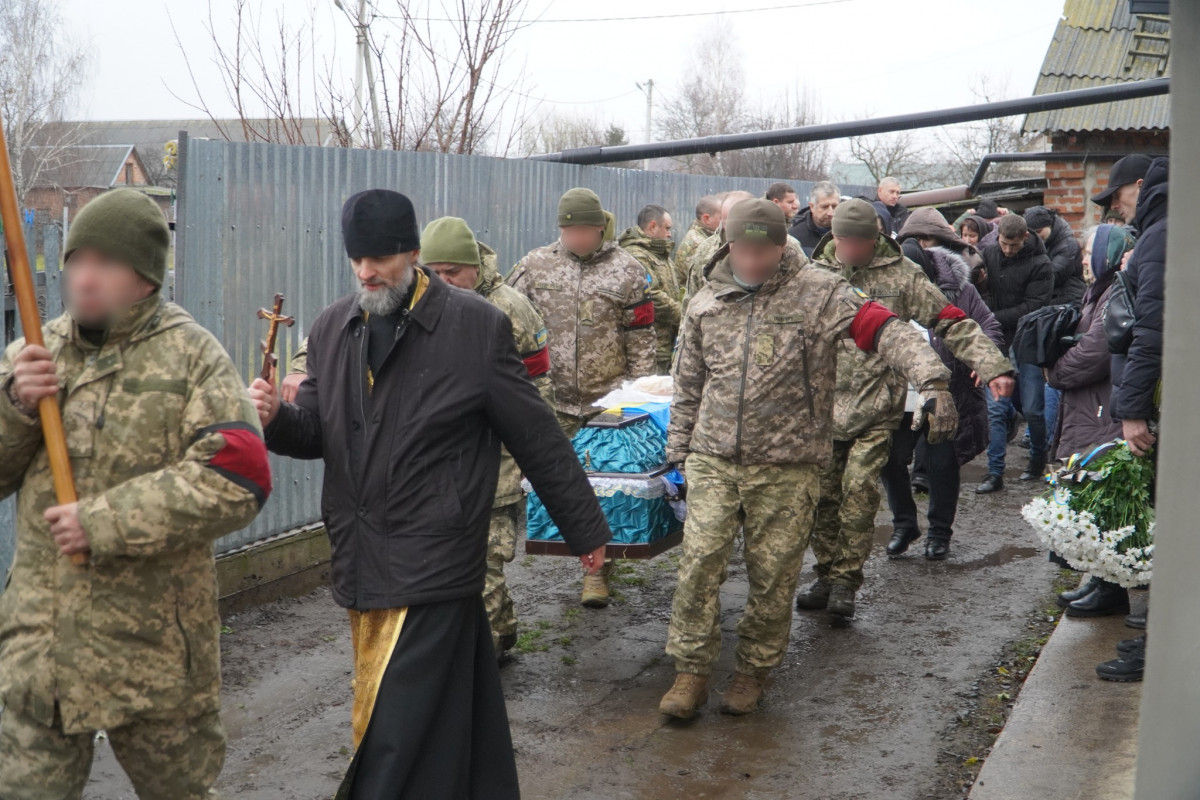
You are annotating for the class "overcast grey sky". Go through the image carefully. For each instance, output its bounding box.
[59,0,1065,155]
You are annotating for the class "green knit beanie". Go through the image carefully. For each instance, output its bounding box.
[557,188,606,228]
[420,217,481,266]
[66,189,169,288]
[832,198,882,240]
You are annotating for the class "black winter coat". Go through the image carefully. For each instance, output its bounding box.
[1043,215,1086,306]
[979,233,1054,349]
[1111,157,1169,422]
[265,268,612,611]
[787,207,829,257]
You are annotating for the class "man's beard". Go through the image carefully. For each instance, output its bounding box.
[357,266,415,316]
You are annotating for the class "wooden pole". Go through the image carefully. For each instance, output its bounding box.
[0,119,86,567]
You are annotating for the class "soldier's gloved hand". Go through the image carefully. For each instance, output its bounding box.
[915,382,958,445]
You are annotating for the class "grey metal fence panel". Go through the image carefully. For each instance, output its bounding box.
[175,136,872,554]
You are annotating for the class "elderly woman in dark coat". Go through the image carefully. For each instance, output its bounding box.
[1045,223,1136,618]
[880,236,1004,560]
[1046,224,1134,461]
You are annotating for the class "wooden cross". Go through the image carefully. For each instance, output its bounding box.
[257,293,295,381]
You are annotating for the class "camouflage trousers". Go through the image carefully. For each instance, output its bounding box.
[666,453,820,677]
[810,428,894,591]
[484,504,520,649]
[0,703,225,800]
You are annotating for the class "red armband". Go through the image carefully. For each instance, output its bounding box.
[937,304,968,323]
[522,346,551,378]
[203,422,273,507]
[626,299,655,329]
[849,301,899,351]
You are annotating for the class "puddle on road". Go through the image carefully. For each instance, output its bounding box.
[940,546,1039,572]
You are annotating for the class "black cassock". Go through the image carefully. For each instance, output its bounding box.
[337,595,521,800]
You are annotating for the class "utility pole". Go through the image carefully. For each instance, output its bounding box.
[335,0,383,148]
[636,79,654,171]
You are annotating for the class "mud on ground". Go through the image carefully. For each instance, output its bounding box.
[85,450,1064,800]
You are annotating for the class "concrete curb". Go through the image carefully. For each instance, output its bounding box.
[969,609,1143,799]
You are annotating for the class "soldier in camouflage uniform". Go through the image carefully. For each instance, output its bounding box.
[618,205,680,374]
[796,199,1014,622]
[508,188,656,609]
[419,217,554,658]
[672,195,721,290]
[0,189,272,799]
[683,191,809,312]
[661,199,956,719]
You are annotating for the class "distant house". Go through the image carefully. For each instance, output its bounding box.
[1023,0,1170,231]
[22,144,167,224]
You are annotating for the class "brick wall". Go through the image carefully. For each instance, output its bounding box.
[1043,130,1169,233]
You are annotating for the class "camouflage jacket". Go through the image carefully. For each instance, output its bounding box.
[617,226,680,371]
[508,239,656,417]
[673,220,712,292]
[0,295,270,735]
[476,242,554,506]
[811,234,1012,440]
[669,243,949,467]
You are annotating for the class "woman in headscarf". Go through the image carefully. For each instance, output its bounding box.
[1045,223,1137,616]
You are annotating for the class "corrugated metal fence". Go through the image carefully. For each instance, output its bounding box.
[0,225,67,576]
[0,136,872,574]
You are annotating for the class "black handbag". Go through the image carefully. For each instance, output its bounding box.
[1103,270,1137,355]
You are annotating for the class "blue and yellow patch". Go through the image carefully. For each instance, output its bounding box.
[534,328,548,348]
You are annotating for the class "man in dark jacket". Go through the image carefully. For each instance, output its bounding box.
[1111,157,1168,458]
[1025,206,1085,306]
[789,180,840,256]
[882,240,1003,560]
[976,214,1054,493]
[248,189,611,799]
[1095,157,1168,684]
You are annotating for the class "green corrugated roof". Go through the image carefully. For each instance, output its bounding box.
[1024,0,1170,135]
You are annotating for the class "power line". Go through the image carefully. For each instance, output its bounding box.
[380,0,853,25]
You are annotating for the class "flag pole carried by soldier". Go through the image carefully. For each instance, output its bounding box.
[418,216,554,661]
[795,199,1014,623]
[0,189,273,798]
[660,198,982,720]
[249,189,611,799]
[507,187,657,608]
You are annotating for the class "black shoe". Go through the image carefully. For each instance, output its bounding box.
[911,476,929,495]
[976,474,1004,494]
[1019,434,1031,450]
[1117,635,1146,656]
[498,631,518,652]
[1057,576,1101,608]
[1124,611,1147,629]
[1097,640,1145,682]
[924,539,950,560]
[886,528,921,557]
[1066,580,1130,618]
[1019,459,1047,482]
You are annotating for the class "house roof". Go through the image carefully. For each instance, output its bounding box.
[23,144,143,189]
[1023,0,1170,135]
[37,118,336,161]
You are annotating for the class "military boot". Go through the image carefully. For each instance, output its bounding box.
[795,580,833,611]
[827,585,856,621]
[659,673,709,719]
[581,563,612,608]
[720,672,766,716]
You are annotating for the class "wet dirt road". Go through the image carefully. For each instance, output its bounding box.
[84,453,1058,800]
